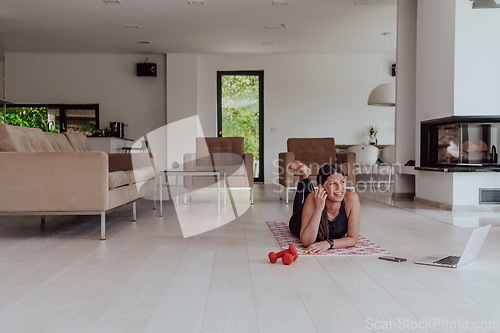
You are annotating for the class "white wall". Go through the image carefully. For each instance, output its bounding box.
[394,0,417,195]
[167,54,198,124]
[5,52,166,140]
[168,53,396,183]
[455,0,500,116]
[415,0,457,204]
[415,0,456,125]
[418,172,454,206]
[414,0,500,208]
[452,0,500,208]
[453,173,500,206]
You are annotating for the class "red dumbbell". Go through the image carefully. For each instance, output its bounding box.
[282,245,299,265]
[268,244,299,264]
[282,251,299,265]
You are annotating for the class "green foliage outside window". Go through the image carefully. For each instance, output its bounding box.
[0,107,57,132]
[222,107,259,161]
[221,75,260,162]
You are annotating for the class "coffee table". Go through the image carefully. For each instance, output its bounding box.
[159,170,225,217]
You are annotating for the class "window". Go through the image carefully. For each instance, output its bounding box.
[3,104,99,135]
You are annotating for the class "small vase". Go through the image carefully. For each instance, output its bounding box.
[369,137,377,145]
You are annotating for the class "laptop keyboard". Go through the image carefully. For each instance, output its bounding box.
[434,256,461,266]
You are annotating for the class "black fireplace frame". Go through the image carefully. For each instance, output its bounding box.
[420,116,500,172]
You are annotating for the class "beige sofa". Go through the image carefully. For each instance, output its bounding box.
[0,123,156,240]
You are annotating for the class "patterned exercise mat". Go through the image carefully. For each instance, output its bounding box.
[266,221,391,256]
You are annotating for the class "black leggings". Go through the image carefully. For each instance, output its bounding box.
[289,178,315,237]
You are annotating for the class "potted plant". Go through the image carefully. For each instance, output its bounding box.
[368,126,378,145]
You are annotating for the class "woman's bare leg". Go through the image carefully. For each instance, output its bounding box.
[288,160,311,180]
[287,160,314,213]
[289,172,315,236]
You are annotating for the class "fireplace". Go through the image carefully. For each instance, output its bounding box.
[420,116,500,171]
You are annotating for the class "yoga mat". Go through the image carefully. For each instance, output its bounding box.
[267,221,391,256]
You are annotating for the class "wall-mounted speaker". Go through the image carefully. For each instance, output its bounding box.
[136,63,157,77]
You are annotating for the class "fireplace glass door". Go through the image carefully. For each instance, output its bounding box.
[436,123,499,165]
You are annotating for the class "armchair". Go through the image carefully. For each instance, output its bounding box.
[278,138,356,203]
[183,137,254,204]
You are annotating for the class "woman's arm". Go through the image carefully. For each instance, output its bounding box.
[305,191,361,253]
[299,185,327,247]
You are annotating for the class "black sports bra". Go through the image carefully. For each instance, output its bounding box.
[327,200,348,239]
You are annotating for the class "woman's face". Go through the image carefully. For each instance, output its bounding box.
[323,173,346,202]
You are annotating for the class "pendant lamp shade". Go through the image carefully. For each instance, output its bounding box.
[367,82,395,107]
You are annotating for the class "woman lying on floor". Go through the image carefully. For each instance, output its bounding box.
[288,161,361,253]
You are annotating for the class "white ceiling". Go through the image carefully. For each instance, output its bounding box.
[0,0,397,54]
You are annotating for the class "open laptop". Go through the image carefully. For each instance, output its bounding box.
[414,225,491,268]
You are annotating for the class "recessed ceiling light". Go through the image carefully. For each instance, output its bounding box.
[103,0,122,4]
[261,41,274,45]
[137,40,151,44]
[188,0,205,5]
[265,24,287,30]
[272,1,288,6]
[124,24,140,29]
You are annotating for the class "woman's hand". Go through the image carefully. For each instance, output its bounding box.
[313,185,327,211]
[305,240,331,254]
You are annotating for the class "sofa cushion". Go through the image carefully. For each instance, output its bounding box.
[125,166,155,185]
[0,123,53,152]
[44,132,75,152]
[30,128,56,152]
[108,171,130,190]
[64,132,92,151]
[108,153,154,172]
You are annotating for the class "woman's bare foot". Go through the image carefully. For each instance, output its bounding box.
[288,160,302,171]
[288,160,311,180]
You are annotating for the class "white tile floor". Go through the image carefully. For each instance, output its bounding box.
[0,184,499,332]
[359,184,500,228]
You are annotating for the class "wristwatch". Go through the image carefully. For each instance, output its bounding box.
[327,238,335,249]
